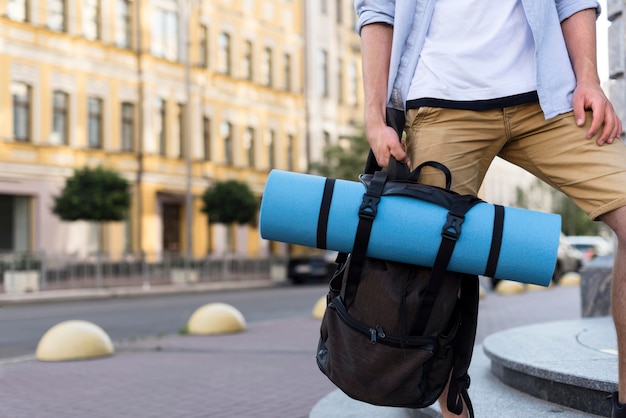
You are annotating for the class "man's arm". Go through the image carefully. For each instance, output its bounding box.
[360,23,408,167]
[561,8,622,145]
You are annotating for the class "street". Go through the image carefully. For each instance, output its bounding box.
[0,281,589,418]
[0,283,328,360]
[0,281,583,361]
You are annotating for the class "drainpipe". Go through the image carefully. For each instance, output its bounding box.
[135,0,147,287]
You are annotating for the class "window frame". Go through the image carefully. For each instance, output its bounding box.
[52,90,69,145]
[82,0,101,41]
[121,102,135,151]
[87,96,104,149]
[11,82,31,142]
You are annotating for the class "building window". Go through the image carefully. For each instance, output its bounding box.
[83,0,101,40]
[287,134,295,171]
[262,47,272,87]
[48,0,66,32]
[323,131,331,163]
[243,127,255,168]
[319,49,329,97]
[176,103,185,159]
[0,195,31,252]
[348,61,358,105]
[321,0,327,14]
[203,116,211,161]
[283,53,291,91]
[152,0,178,61]
[218,32,231,75]
[121,102,135,151]
[7,0,28,22]
[51,90,69,145]
[243,40,253,81]
[11,82,31,142]
[156,98,166,156]
[88,97,103,148]
[221,121,233,165]
[336,0,343,24]
[266,129,275,169]
[115,0,132,48]
[338,58,344,104]
[198,24,208,67]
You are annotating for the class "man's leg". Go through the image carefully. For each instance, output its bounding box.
[405,107,509,418]
[602,206,626,406]
[439,381,468,418]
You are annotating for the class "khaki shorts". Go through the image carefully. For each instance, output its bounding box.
[405,102,626,220]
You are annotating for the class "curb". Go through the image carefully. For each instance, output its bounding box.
[0,279,281,306]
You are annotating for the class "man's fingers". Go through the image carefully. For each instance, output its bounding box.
[586,100,606,140]
[573,96,587,127]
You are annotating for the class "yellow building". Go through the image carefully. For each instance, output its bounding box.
[0,0,306,261]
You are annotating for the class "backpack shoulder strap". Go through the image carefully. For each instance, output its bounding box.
[343,170,387,307]
[446,274,480,418]
[412,194,479,335]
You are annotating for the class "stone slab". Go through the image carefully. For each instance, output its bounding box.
[483,317,618,416]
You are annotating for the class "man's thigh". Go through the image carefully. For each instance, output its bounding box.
[500,106,626,220]
[405,106,507,195]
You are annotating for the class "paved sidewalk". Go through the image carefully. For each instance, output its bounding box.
[0,316,336,418]
[0,282,598,417]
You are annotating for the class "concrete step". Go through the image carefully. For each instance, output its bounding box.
[483,317,618,417]
[310,343,603,418]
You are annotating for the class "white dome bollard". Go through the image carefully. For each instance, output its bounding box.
[36,320,115,361]
[312,295,327,319]
[187,303,247,335]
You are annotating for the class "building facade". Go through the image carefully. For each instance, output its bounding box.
[303,0,364,168]
[0,0,305,261]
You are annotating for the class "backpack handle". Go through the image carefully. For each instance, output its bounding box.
[408,160,453,190]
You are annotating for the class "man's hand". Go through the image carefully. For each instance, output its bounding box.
[573,81,622,145]
[561,8,623,146]
[365,120,408,168]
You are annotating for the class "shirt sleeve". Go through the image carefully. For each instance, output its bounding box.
[354,0,396,35]
[555,0,601,22]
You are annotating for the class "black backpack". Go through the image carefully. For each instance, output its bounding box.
[316,109,481,416]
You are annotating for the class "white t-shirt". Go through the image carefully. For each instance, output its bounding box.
[408,0,537,103]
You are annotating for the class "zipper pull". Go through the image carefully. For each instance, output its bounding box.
[376,325,386,339]
[370,328,377,344]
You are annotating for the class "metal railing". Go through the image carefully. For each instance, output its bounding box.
[0,251,286,294]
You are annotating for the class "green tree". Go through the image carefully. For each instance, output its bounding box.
[52,166,131,287]
[201,180,258,225]
[514,179,599,236]
[309,128,370,181]
[552,191,600,236]
[52,166,131,222]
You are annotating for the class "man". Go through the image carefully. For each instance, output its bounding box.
[355,1,626,417]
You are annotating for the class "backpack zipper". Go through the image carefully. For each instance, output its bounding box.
[330,296,435,351]
[370,325,386,344]
[399,280,411,349]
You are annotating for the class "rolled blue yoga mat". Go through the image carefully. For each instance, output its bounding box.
[260,170,561,286]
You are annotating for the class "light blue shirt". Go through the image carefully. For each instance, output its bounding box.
[355,0,601,119]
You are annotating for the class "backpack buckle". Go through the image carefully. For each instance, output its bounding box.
[442,213,464,241]
[359,194,380,220]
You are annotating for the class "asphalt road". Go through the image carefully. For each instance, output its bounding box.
[0,283,329,360]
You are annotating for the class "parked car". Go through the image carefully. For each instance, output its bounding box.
[287,250,338,285]
[564,235,614,264]
[553,235,584,282]
[491,234,583,289]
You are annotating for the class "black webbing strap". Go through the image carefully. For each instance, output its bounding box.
[484,204,505,278]
[413,196,478,336]
[316,178,336,249]
[343,171,387,308]
[446,275,479,418]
